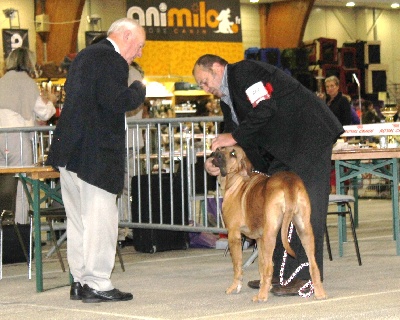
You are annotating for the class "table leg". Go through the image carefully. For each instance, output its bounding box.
[32,179,43,292]
[353,177,359,228]
[391,159,400,254]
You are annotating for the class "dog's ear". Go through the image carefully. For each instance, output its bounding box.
[239,155,253,178]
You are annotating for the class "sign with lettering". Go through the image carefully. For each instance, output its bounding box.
[126,0,242,42]
[342,123,400,136]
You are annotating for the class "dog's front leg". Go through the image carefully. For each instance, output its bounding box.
[252,235,275,302]
[226,231,243,294]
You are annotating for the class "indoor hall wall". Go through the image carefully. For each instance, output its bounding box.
[370,9,400,85]
[78,2,260,61]
[240,4,261,52]
[3,1,399,86]
[304,6,400,86]
[77,0,126,51]
[0,0,35,76]
[78,1,245,79]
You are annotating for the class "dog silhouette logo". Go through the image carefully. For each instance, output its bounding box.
[214,8,236,34]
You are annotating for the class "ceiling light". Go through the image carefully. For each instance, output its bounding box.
[391,3,400,9]
[250,0,259,3]
[346,2,355,7]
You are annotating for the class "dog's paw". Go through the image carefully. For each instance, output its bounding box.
[313,286,327,300]
[225,282,242,294]
[314,293,328,300]
[252,294,268,302]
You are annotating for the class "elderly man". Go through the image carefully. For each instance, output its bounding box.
[193,54,343,296]
[47,18,146,303]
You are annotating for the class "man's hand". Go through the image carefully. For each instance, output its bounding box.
[130,80,146,102]
[204,157,220,176]
[211,133,236,151]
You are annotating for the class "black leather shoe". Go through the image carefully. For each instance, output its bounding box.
[270,278,310,297]
[247,277,279,289]
[70,282,82,300]
[81,284,133,303]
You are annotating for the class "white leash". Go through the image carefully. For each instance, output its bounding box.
[279,222,314,298]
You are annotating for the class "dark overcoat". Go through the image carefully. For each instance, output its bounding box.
[46,40,145,194]
[222,60,344,175]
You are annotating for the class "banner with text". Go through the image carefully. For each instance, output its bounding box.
[342,123,400,136]
[126,0,242,42]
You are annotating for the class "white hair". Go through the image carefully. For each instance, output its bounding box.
[107,18,140,36]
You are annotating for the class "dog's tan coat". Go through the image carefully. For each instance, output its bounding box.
[212,146,327,302]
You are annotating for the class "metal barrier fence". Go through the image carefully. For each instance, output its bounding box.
[120,116,226,234]
[0,116,227,234]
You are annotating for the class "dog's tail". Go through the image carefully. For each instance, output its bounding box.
[280,177,298,259]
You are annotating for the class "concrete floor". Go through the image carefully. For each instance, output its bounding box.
[1,199,400,320]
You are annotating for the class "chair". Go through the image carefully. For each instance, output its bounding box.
[28,207,125,273]
[29,207,67,272]
[326,194,362,266]
[0,174,29,279]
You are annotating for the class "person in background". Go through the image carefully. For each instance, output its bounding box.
[0,47,56,223]
[324,76,352,126]
[394,104,400,122]
[359,100,381,145]
[362,100,381,124]
[193,54,343,296]
[351,106,361,124]
[343,94,360,125]
[324,77,352,194]
[46,18,146,303]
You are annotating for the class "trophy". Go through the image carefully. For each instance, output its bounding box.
[381,105,398,147]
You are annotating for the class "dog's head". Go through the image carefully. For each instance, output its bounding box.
[210,146,253,178]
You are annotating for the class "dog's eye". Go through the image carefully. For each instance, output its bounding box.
[230,150,236,157]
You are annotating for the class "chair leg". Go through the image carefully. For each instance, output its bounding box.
[13,224,29,263]
[223,238,229,257]
[347,204,362,266]
[116,244,125,272]
[29,215,33,280]
[0,226,3,280]
[325,224,333,261]
[47,218,66,272]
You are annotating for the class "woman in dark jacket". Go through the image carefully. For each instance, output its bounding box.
[325,75,352,125]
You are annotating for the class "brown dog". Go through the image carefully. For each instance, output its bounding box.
[211,146,327,302]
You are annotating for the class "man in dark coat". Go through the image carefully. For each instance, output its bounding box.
[193,54,344,296]
[46,18,146,303]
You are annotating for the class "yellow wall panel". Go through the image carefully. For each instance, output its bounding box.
[136,41,244,81]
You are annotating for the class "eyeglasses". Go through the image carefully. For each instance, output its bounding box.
[198,78,209,89]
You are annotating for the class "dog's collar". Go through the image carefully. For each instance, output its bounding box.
[252,170,270,177]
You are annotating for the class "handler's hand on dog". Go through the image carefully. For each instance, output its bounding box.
[205,157,220,176]
[211,133,236,151]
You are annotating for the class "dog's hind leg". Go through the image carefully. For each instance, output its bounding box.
[226,230,244,294]
[294,215,327,300]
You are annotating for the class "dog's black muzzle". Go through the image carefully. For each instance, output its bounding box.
[210,149,227,176]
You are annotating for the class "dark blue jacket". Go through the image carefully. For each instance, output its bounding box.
[221,60,344,174]
[46,40,145,194]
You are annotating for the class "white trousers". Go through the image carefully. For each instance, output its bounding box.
[59,167,118,291]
